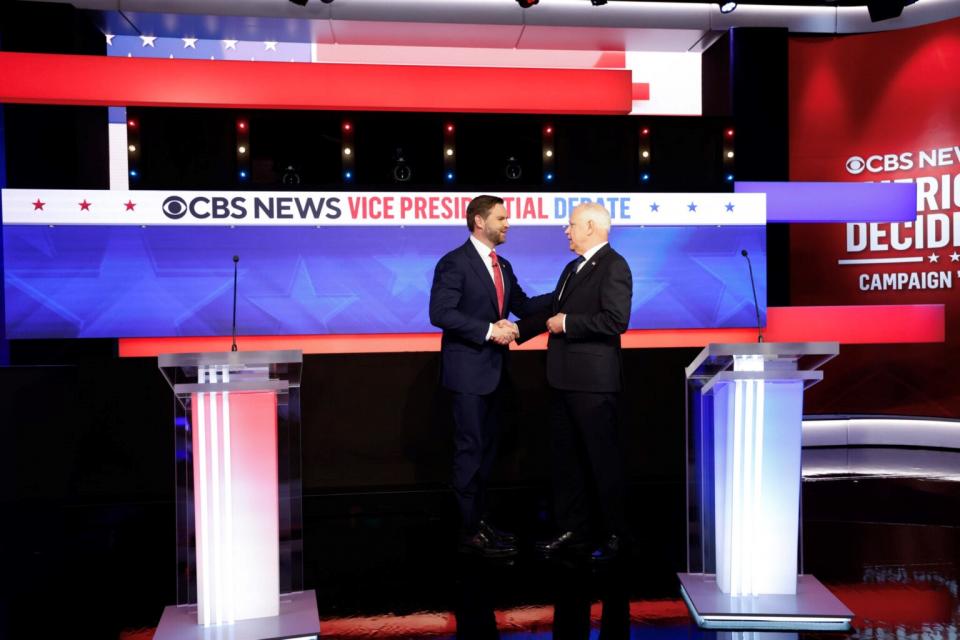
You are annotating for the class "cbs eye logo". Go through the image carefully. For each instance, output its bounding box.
[162,196,188,219]
[845,156,866,175]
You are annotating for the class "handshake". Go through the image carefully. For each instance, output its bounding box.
[490,319,520,345]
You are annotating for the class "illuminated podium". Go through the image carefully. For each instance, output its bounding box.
[155,350,319,640]
[678,342,853,630]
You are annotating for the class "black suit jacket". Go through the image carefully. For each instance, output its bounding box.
[518,244,633,393]
[430,240,551,395]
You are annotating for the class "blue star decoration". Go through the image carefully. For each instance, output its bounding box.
[725,202,735,212]
[688,202,698,212]
[650,202,660,212]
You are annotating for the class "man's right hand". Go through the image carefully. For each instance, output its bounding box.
[490,320,519,345]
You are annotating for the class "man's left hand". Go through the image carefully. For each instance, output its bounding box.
[547,313,565,334]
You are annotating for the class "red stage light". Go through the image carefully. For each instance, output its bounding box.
[238,120,247,130]
[445,124,454,133]
[545,126,553,134]
[343,122,352,131]
[127,119,136,127]
[726,128,735,137]
[641,127,649,136]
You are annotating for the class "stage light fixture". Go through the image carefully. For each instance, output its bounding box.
[726,128,735,138]
[128,145,136,152]
[516,0,539,8]
[505,157,522,181]
[344,170,353,181]
[282,165,301,185]
[867,0,916,22]
[129,169,138,178]
[446,148,454,157]
[127,119,137,128]
[239,170,248,179]
[641,173,650,182]
[446,171,455,182]
[726,174,735,182]
[393,148,412,183]
[590,0,608,5]
[719,1,737,13]
[545,172,554,182]
[343,122,352,131]
[727,151,734,159]
[545,149,554,158]
[343,147,352,156]
[238,146,247,155]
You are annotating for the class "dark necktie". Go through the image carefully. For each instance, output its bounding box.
[489,251,505,316]
[559,255,586,300]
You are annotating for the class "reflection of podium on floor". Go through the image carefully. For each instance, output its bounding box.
[155,350,319,640]
[679,342,853,630]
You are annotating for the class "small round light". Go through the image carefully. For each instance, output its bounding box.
[641,127,649,136]
[726,129,735,137]
[129,169,138,177]
[344,147,352,156]
[128,145,137,152]
[446,171,455,181]
[545,149,554,158]
[726,174,735,182]
[446,148,454,157]
[343,122,352,131]
[237,121,247,130]
[239,170,248,179]
[128,120,137,128]
[545,126,553,135]
[238,146,246,154]
[641,173,650,181]
[641,150,650,159]
[727,151,735,159]
[446,124,454,133]
[545,172,554,181]
[344,170,353,180]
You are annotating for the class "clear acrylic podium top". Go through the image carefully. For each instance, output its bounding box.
[158,349,302,400]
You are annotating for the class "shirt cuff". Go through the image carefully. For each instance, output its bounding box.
[486,323,493,341]
[562,314,567,333]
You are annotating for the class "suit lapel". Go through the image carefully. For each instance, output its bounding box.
[463,241,500,316]
[558,244,612,308]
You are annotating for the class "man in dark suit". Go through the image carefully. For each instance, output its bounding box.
[518,202,633,561]
[429,194,550,557]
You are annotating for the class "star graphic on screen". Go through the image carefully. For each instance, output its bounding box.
[79,199,92,211]
[264,41,278,51]
[182,37,198,49]
[649,202,659,212]
[223,39,238,50]
[124,200,136,211]
[374,251,438,296]
[105,34,115,46]
[951,252,960,262]
[32,199,45,211]
[140,35,157,47]
[688,202,698,212]
[928,253,939,263]
[725,202,735,212]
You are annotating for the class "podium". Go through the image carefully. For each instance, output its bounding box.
[678,342,853,630]
[155,350,319,640]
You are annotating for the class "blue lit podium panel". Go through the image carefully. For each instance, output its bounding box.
[680,342,853,631]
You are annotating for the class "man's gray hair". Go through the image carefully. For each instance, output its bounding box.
[576,202,612,233]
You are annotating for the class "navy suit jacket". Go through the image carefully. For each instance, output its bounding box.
[430,239,550,395]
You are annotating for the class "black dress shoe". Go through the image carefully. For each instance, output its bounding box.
[536,530,589,556]
[479,520,517,546]
[459,530,518,558]
[590,534,622,562]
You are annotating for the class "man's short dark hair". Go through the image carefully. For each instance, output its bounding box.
[466,195,504,232]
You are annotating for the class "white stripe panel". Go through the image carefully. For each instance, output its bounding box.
[107,122,130,190]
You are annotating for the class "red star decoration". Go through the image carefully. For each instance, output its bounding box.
[32,199,46,211]
[124,200,136,211]
[79,199,92,211]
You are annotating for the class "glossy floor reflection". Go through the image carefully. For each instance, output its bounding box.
[310,476,959,639]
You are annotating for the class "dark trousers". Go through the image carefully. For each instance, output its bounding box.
[451,389,502,535]
[550,389,626,537]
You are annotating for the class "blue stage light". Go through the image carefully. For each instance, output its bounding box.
[446,171,455,181]
[726,174,735,182]
[129,169,138,178]
[641,173,650,181]
[545,172,554,181]
[344,171,353,180]
[239,170,248,179]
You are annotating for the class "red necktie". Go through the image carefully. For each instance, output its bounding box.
[489,251,505,317]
